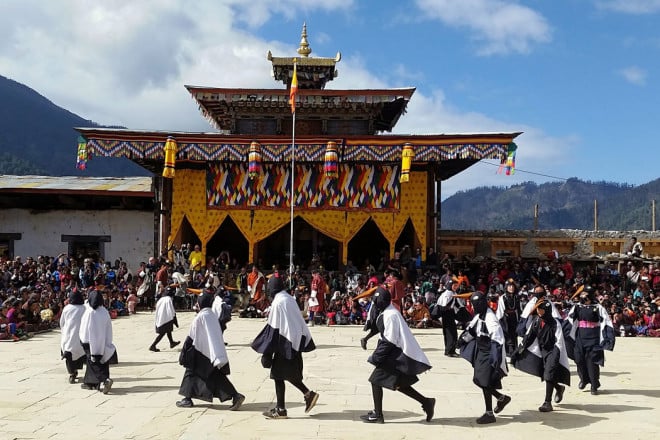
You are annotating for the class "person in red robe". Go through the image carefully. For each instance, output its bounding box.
[308,269,327,326]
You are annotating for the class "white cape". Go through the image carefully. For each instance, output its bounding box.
[155,295,176,329]
[79,303,116,364]
[59,303,86,360]
[190,308,228,368]
[267,290,313,352]
[381,305,431,367]
[466,309,508,375]
[211,296,229,323]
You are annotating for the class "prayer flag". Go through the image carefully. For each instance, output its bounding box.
[289,63,298,114]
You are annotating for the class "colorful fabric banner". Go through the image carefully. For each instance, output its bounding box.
[207,163,400,211]
[289,63,298,114]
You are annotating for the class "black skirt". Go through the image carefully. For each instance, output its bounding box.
[156,318,176,335]
[473,343,502,389]
[81,343,117,385]
[368,366,418,390]
[270,351,304,382]
[62,351,85,374]
[179,349,235,402]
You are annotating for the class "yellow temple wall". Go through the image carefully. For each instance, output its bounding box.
[168,168,429,264]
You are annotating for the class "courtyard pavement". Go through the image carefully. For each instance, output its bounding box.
[1,310,659,440]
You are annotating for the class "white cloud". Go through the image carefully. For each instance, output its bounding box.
[0,0,354,130]
[596,0,660,14]
[0,0,570,198]
[414,0,552,55]
[388,92,574,199]
[619,66,647,86]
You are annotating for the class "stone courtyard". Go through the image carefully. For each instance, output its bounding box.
[1,311,658,440]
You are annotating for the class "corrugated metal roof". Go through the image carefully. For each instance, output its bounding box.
[0,175,153,195]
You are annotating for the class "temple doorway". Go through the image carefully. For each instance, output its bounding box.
[348,218,389,272]
[256,216,340,271]
[206,216,249,269]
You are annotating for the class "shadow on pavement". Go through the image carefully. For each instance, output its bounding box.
[113,361,178,367]
[560,402,654,413]
[112,376,175,383]
[517,409,607,429]
[595,388,660,398]
[108,385,181,395]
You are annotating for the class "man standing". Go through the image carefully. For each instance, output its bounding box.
[188,245,204,278]
[436,281,460,357]
[251,275,319,419]
[308,268,327,326]
[155,261,170,297]
[247,264,266,311]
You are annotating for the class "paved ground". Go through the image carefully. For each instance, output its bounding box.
[1,310,659,440]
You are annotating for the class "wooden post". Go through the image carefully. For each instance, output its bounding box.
[534,204,539,231]
[594,199,598,231]
[653,200,656,232]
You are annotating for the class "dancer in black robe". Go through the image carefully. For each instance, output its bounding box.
[59,289,86,383]
[251,275,319,419]
[512,299,571,412]
[176,292,244,409]
[150,286,180,352]
[79,289,118,393]
[567,286,615,395]
[459,291,510,424]
[360,287,435,423]
[436,280,460,357]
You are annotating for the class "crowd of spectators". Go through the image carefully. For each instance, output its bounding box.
[3,244,660,342]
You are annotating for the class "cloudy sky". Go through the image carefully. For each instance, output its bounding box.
[1,0,659,199]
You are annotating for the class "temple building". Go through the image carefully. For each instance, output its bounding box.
[75,25,520,270]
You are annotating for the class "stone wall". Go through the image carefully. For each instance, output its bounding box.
[0,208,154,270]
[439,229,660,259]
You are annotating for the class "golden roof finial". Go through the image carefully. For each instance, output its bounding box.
[297,22,312,58]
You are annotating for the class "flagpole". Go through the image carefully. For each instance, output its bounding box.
[288,60,298,288]
[289,110,296,286]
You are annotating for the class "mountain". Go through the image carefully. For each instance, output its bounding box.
[441,178,660,231]
[0,75,148,177]
[2,75,657,232]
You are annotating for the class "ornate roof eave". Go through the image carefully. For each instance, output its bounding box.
[185,86,416,132]
[75,128,520,178]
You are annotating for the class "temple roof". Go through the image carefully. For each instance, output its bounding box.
[185,87,415,133]
[75,128,520,180]
[267,22,341,89]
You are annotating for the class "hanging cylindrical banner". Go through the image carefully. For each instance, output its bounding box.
[162,136,177,179]
[324,141,339,178]
[248,141,262,180]
[400,143,415,183]
[76,135,88,170]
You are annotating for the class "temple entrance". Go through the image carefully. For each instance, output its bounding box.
[257,216,340,271]
[170,216,200,269]
[172,216,199,248]
[206,216,249,269]
[395,218,420,254]
[348,218,389,272]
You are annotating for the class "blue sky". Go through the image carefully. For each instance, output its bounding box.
[1,0,659,199]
